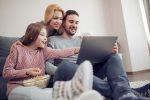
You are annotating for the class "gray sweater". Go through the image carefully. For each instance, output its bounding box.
[46,36,82,75]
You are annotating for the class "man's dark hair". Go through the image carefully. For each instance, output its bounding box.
[63,10,79,21]
[58,10,79,35]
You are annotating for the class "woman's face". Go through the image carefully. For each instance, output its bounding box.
[34,28,47,48]
[49,10,63,30]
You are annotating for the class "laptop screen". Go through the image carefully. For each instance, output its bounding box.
[76,36,117,64]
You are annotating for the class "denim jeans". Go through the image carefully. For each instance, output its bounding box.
[53,54,132,100]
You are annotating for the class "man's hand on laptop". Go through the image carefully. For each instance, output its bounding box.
[112,43,118,54]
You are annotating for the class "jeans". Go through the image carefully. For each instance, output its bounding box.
[53,54,132,100]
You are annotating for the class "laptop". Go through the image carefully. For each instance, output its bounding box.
[76,36,118,64]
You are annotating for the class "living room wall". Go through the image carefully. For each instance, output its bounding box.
[109,0,150,72]
[0,0,112,37]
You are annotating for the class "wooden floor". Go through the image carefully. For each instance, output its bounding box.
[127,70,150,82]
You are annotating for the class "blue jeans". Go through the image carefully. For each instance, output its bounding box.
[53,54,132,100]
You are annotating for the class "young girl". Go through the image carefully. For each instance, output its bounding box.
[3,22,103,100]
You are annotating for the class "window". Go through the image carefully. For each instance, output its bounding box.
[143,0,150,33]
[139,0,150,43]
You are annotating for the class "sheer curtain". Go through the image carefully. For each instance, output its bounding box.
[143,0,150,33]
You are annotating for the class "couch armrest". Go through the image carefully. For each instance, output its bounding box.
[0,57,6,76]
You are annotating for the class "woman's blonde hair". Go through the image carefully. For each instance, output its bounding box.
[44,4,64,25]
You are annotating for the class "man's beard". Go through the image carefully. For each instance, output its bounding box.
[64,27,76,36]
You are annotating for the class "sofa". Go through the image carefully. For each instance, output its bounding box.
[0,36,19,100]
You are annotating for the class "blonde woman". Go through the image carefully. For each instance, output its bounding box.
[44,4,64,36]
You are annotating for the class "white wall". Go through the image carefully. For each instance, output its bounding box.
[0,0,112,37]
[121,0,150,71]
[109,0,150,72]
[109,0,132,71]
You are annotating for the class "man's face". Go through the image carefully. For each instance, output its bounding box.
[63,14,79,36]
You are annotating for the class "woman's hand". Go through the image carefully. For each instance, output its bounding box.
[10,40,22,51]
[25,68,42,77]
[112,42,118,54]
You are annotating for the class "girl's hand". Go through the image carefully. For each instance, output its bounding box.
[26,68,42,77]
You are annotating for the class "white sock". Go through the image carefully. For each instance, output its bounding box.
[52,60,93,100]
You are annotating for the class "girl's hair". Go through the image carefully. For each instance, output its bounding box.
[44,4,64,25]
[22,22,45,45]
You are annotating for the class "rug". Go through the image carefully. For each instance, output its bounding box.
[130,80,150,88]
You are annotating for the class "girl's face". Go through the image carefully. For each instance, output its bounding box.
[49,10,63,30]
[34,28,47,48]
